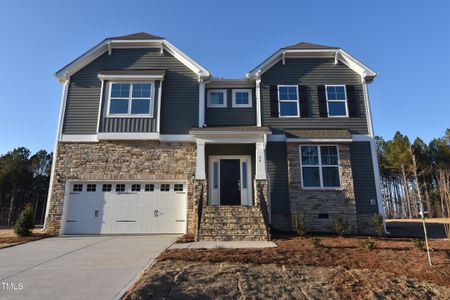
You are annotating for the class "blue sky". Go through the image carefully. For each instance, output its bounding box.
[0,1,449,154]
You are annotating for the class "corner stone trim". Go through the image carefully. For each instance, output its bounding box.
[45,141,197,235]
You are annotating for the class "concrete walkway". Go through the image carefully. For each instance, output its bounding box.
[169,240,277,249]
[0,235,177,300]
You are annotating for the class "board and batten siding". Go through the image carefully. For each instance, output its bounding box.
[62,48,199,135]
[98,81,160,133]
[350,142,379,215]
[204,88,256,127]
[260,58,368,134]
[266,142,291,231]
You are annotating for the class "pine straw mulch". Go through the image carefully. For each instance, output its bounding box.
[0,229,48,249]
[157,234,450,287]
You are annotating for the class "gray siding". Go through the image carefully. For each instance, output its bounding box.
[261,58,368,134]
[98,81,159,133]
[205,88,256,127]
[63,48,199,135]
[350,142,379,214]
[266,142,291,231]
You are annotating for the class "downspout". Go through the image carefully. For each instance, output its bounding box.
[255,72,262,127]
[198,76,211,128]
[43,78,70,232]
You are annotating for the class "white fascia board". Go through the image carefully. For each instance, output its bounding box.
[97,74,165,81]
[286,138,352,143]
[160,134,194,142]
[55,39,210,81]
[97,132,159,140]
[189,130,270,136]
[162,40,210,79]
[248,48,377,81]
[61,134,99,142]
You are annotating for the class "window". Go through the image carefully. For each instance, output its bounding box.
[326,85,348,117]
[144,184,154,192]
[131,184,141,192]
[242,161,248,189]
[207,89,227,108]
[232,89,252,108]
[300,145,340,188]
[87,184,96,192]
[102,184,112,192]
[174,184,183,192]
[160,184,170,192]
[73,184,83,192]
[115,184,126,192]
[108,83,153,116]
[278,85,299,117]
[213,161,219,189]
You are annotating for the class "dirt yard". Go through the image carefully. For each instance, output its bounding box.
[0,228,47,249]
[125,235,450,299]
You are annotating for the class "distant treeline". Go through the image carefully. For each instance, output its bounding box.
[377,130,450,219]
[0,148,52,226]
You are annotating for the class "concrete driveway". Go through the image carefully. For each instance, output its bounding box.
[0,235,177,300]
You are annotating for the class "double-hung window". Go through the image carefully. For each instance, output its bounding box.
[232,89,252,108]
[207,89,227,108]
[300,145,340,188]
[326,85,348,117]
[278,85,299,117]
[108,82,153,117]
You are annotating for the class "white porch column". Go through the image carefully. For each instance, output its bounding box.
[195,139,206,179]
[255,142,267,179]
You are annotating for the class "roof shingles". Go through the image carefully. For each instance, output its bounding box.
[282,41,339,50]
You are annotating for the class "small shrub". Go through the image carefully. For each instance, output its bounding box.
[14,203,35,237]
[373,214,384,238]
[360,237,376,250]
[292,208,306,236]
[332,214,349,236]
[310,237,321,247]
[411,238,425,251]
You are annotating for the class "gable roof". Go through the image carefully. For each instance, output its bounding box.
[248,41,376,82]
[282,41,339,50]
[107,32,164,40]
[55,32,210,82]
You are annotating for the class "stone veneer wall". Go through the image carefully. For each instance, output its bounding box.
[287,143,357,233]
[45,141,197,235]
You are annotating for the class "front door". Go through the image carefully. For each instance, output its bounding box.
[219,159,241,205]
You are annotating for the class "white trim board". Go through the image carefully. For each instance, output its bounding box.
[55,39,210,81]
[60,134,195,142]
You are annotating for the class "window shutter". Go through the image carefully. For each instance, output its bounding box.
[269,85,279,117]
[299,85,308,117]
[346,85,357,117]
[317,85,328,117]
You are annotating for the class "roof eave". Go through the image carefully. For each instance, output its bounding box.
[247,48,377,82]
[55,38,210,82]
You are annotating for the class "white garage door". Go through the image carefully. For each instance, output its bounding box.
[62,182,187,235]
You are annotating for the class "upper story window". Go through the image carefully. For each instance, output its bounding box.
[300,145,341,189]
[108,82,154,117]
[278,85,299,117]
[326,85,348,117]
[207,89,227,108]
[232,89,252,108]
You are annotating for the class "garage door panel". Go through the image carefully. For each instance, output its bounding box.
[63,182,187,235]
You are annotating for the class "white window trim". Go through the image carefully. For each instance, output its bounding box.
[207,89,227,108]
[232,89,252,108]
[277,85,300,118]
[325,84,349,118]
[299,145,342,190]
[106,82,155,118]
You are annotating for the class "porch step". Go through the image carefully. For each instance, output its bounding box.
[198,206,269,241]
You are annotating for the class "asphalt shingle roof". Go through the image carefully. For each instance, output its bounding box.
[284,129,352,139]
[108,32,164,40]
[282,41,339,50]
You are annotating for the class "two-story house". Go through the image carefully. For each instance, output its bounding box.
[44,32,383,240]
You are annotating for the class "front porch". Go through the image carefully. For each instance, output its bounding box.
[189,127,271,241]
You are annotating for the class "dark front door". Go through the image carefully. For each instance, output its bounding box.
[220,159,241,205]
